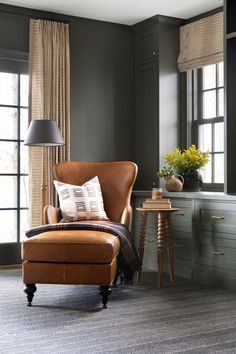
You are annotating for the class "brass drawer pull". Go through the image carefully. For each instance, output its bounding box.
[174,242,185,247]
[212,250,225,256]
[147,239,155,243]
[175,212,185,216]
[211,215,225,220]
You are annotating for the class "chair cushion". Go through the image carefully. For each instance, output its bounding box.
[23,230,120,263]
[53,176,109,222]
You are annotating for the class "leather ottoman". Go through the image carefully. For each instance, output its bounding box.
[22,230,120,307]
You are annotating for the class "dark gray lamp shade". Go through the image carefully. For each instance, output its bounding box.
[24,119,64,146]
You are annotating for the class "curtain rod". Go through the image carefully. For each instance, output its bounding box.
[0,4,70,24]
[31,16,70,24]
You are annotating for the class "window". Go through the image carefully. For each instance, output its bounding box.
[0,72,29,244]
[192,62,224,189]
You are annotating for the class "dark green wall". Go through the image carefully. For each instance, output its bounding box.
[69,18,134,161]
[0,10,29,52]
[0,4,134,162]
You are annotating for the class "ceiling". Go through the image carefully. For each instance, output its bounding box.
[0,0,223,25]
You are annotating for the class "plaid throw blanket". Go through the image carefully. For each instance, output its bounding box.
[26,221,141,281]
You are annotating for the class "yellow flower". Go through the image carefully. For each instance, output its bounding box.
[164,145,210,172]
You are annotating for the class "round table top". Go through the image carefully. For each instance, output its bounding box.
[136,207,179,213]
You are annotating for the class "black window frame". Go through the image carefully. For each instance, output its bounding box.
[0,52,29,264]
[191,63,224,192]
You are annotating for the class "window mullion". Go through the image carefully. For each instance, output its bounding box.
[212,123,215,183]
[216,64,219,117]
[197,69,202,121]
[17,74,21,243]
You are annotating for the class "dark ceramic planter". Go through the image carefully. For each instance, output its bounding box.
[180,170,203,192]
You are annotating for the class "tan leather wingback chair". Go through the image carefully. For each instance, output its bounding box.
[22,161,137,308]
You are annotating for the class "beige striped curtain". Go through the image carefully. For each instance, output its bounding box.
[177,12,223,72]
[28,19,70,227]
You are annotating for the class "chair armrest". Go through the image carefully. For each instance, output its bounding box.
[120,206,133,232]
[43,205,61,224]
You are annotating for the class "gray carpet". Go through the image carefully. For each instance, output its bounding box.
[1,269,236,354]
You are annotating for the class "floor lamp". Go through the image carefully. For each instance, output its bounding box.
[24,119,64,222]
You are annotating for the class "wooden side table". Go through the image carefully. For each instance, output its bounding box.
[136,207,179,288]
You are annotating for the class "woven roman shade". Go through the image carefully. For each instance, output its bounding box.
[177,12,223,72]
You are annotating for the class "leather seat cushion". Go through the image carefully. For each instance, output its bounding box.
[23,230,120,263]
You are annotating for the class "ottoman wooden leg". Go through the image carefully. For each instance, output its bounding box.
[99,286,112,309]
[24,284,37,306]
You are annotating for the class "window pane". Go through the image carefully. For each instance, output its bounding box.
[0,107,17,139]
[0,176,17,208]
[0,141,17,173]
[0,73,18,105]
[20,209,29,241]
[203,91,216,119]
[0,70,29,251]
[0,210,17,243]
[218,88,224,117]
[203,65,216,90]
[218,62,224,87]
[20,75,29,107]
[20,176,29,208]
[214,122,224,152]
[20,142,28,174]
[201,154,212,183]
[199,124,212,152]
[214,154,224,183]
[20,108,28,140]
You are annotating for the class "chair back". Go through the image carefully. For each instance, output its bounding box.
[53,161,137,225]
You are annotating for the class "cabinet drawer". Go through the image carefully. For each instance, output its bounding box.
[195,232,236,271]
[171,199,192,231]
[173,230,193,262]
[195,201,236,234]
[173,238,193,261]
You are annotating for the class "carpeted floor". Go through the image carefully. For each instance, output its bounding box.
[1,269,236,354]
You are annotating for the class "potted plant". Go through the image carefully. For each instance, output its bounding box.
[163,145,210,192]
[157,166,184,192]
[157,165,174,178]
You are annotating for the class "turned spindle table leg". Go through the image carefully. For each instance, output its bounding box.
[136,207,177,287]
[157,212,165,288]
[138,211,147,282]
[165,214,174,283]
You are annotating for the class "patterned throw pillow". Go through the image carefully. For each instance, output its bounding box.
[53,176,109,222]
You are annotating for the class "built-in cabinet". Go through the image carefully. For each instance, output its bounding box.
[193,200,236,289]
[171,199,194,279]
[133,191,236,290]
[133,16,183,189]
